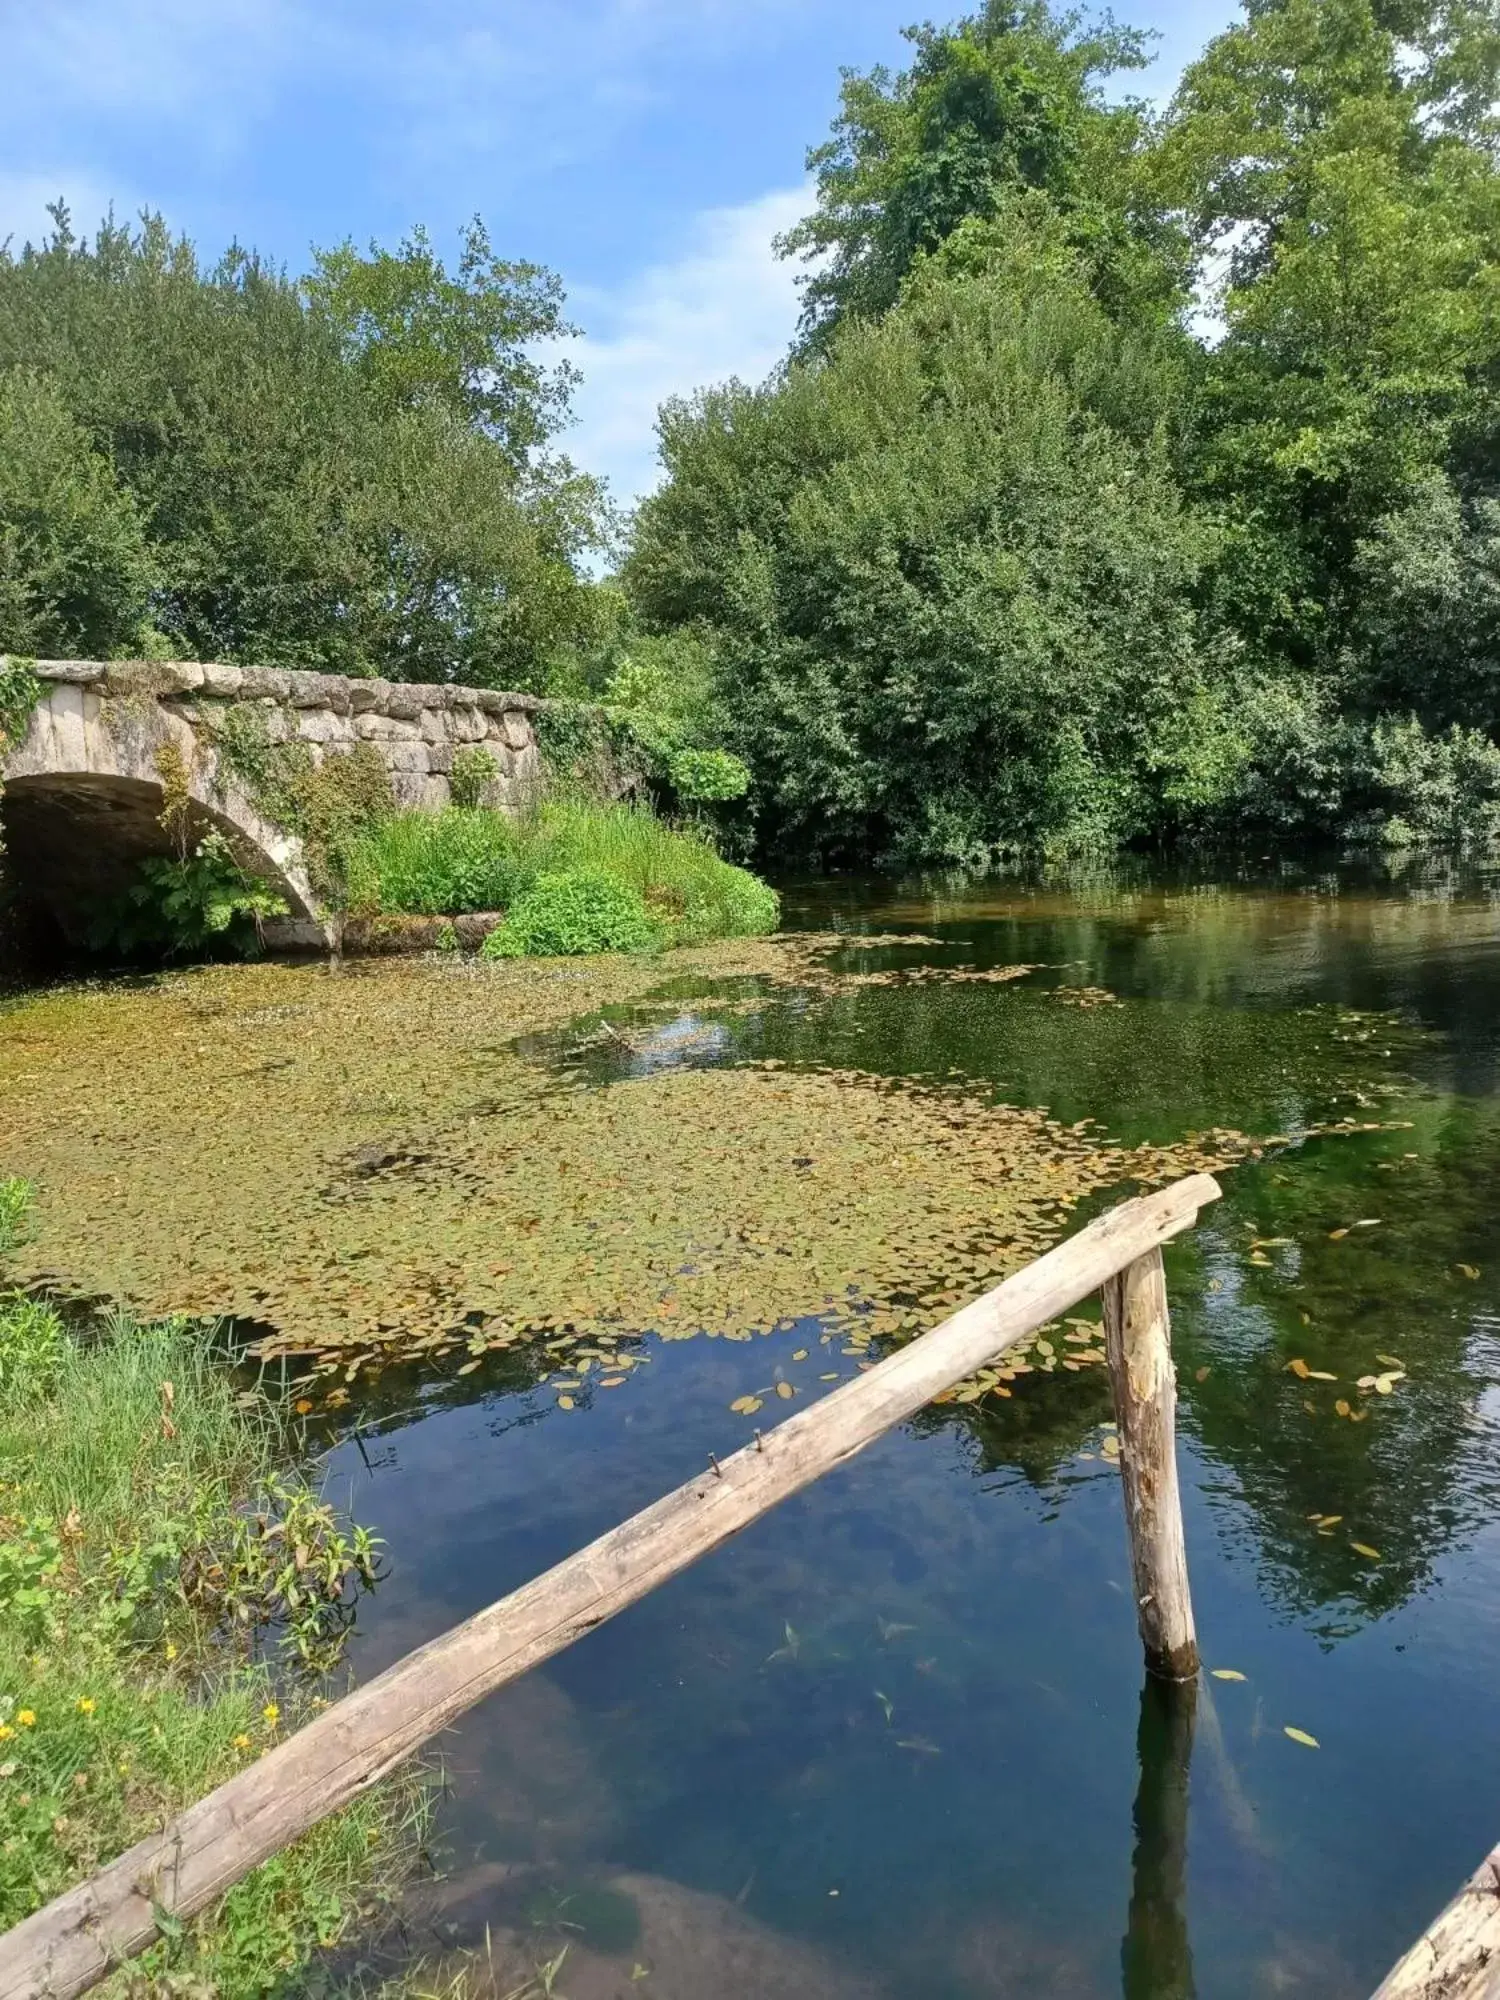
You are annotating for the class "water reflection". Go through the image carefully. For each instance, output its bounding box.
[1123,1677,1197,2000]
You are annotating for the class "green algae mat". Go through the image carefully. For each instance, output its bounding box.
[0,938,1392,1401]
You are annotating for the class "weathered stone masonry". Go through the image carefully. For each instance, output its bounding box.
[1,659,544,948]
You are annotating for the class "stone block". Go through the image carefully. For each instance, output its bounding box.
[199,663,244,697]
[239,666,293,701]
[418,707,450,744]
[297,708,356,746]
[426,743,454,775]
[355,713,421,742]
[288,671,352,715]
[450,703,488,743]
[384,742,432,774]
[382,682,432,721]
[389,771,448,811]
[34,660,103,686]
[501,709,535,751]
[349,679,388,714]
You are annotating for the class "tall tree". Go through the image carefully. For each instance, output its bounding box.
[778,0,1184,344]
[0,208,607,686]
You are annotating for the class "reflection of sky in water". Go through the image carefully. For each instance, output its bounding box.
[314,862,1500,1999]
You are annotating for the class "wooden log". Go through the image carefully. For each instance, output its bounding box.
[0,1172,1220,2000]
[1370,1838,1500,1998]
[1103,1246,1199,1680]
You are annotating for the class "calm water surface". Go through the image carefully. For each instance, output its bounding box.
[295,858,1500,1999]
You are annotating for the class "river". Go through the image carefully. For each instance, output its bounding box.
[3,854,1499,1997]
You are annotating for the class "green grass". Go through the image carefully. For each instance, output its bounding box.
[342,798,779,953]
[0,1196,422,1995]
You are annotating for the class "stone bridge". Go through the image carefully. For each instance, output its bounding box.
[1,659,544,950]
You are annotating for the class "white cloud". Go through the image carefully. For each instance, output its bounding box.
[564,185,808,514]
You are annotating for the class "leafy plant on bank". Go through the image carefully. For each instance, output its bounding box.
[0,1184,419,1991]
[89,828,289,961]
[343,798,779,951]
[480,869,661,957]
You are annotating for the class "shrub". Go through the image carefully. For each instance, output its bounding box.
[480,869,660,957]
[449,743,499,809]
[343,807,521,915]
[668,746,751,802]
[521,799,779,944]
[91,830,289,960]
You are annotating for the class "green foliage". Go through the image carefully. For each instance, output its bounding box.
[345,796,779,947]
[621,0,1500,857]
[480,868,660,957]
[668,746,751,802]
[518,800,779,944]
[0,654,40,750]
[303,216,579,463]
[214,706,394,896]
[0,1191,416,1988]
[449,743,500,809]
[0,206,606,686]
[0,1177,31,1255]
[344,807,520,916]
[628,215,1211,861]
[779,0,1180,345]
[0,369,154,658]
[92,828,289,961]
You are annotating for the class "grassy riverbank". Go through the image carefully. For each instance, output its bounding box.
[0,1183,419,1993]
[343,798,778,951]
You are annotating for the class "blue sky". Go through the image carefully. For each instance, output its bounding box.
[0,0,1237,510]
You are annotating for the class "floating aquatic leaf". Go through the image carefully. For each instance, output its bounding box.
[1286,1358,1311,1379]
[792,1348,808,1362]
[1328,1228,1349,1241]
[1335,1399,1351,1417]
[775,1381,794,1401]
[1350,1542,1381,1561]
[730,1395,763,1415]
[874,1690,894,1723]
[557,1394,575,1410]
[1194,1365,1210,1382]
[1211,1669,1247,1682]
[1306,1370,1337,1382]
[1456,1264,1480,1280]
[1375,1353,1403,1368]
[1283,1727,1320,1749]
[456,1359,481,1376]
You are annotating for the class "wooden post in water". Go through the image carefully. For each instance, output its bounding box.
[1102,1246,1199,1680]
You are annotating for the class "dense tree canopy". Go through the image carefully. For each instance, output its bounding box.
[0,208,607,688]
[629,0,1500,858]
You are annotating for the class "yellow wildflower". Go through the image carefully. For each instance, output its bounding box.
[17,1711,35,1727]
[232,1734,252,1751]
[261,1702,280,1729]
[0,1726,13,1742]
[76,1697,95,1715]
[164,1641,178,1662]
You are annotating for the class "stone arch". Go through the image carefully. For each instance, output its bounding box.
[1,679,328,951]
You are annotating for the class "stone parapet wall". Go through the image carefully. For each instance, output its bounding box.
[28,659,544,812]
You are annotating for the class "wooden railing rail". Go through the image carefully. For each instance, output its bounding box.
[0,1173,1221,2000]
[1372,1840,1500,1998]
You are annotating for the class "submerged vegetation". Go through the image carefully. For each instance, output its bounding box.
[0,1186,417,1991]
[0,930,1413,1394]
